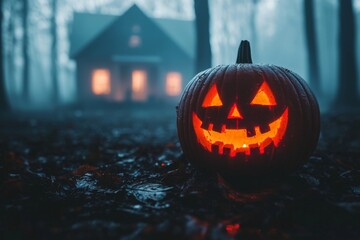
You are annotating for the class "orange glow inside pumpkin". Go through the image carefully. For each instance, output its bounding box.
[250,81,276,106]
[228,103,243,119]
[192,108,288,156]
[193,81,288,157]
[202,84,223,107]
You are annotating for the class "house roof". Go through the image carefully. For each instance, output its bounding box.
[69,13,116,59]
[153,18,194,58]
[69,4,195,59]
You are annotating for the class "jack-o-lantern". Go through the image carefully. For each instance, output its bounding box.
[177,41,320,182]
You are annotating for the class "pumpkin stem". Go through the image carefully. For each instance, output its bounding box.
[236,40,253,64]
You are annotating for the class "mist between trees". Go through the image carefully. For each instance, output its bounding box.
[0,0,359,111]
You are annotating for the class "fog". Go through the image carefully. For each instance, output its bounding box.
[2,0,360,110]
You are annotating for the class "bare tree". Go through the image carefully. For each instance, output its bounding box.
[337,0,358,106]
[50,0,59,103]
[304,0,321,96]
[194,0,212,72]
[5,0,17,99]
[21,0,30,101]
[0,0,9,111]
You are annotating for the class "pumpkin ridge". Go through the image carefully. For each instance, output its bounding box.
[282,66,320,154]
[176,41,320,181]
[275,66,311,166]
[183,66,222,159]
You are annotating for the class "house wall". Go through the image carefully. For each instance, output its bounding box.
[76,57,116,102]
[76,57,194,103]
[74,7,195,103]
[157,56,194,100]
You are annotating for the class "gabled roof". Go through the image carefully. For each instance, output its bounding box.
[153,18,194,58]
[69,4,195,59]
[69,13,117,58]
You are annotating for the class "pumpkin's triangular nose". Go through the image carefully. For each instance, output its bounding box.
[228,103,243,119]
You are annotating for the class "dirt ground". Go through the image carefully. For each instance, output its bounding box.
[0,105,359,239]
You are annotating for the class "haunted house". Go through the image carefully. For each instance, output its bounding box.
[69,4,195,103]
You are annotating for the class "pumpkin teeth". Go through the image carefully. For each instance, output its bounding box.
[223,144,234,156]
[192,108,289,157]
[260,124,271,134]
[211,141,224,154]
[211,143,262,157]
[201,122,209,130]
[211,123,223,133]
[207,123,271,135]
[246,127,256,137]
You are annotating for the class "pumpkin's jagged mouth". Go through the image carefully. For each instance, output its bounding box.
[192,108,288,157]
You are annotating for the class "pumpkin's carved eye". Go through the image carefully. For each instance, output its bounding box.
[202,84,223,107]
[250,81,277,106]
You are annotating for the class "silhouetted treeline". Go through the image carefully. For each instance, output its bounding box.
[304,0,320,97]
[22,0,29,102]
[0,0,9,111]
[337,0,358,106]
[0,0,359,110]
[51,0,58,103]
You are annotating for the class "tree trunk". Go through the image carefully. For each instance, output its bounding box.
[194,0,212,73]
[6,0,16,99]
[0,0,9,111]
[51,0,59,103]
[22,0,30,101]
[337,0,358,106]
[304,0,321,96]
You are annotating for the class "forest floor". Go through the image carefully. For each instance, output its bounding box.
[0,105,360,240]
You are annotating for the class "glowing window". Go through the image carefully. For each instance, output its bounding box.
[129,35,141,48]
[92,69,111,95]
[165,72,182,96]
[132,24,141,33]
[132,70,147,101]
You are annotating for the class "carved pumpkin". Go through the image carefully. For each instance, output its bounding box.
[177,41,320,182]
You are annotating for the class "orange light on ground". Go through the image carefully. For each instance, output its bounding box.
[132,70,147,101]
[92,69,111,95]
[226,223,240,236]
[165,72,182,96]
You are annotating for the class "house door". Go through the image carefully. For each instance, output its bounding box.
[131,69,148,101]
[120,63,158,102]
